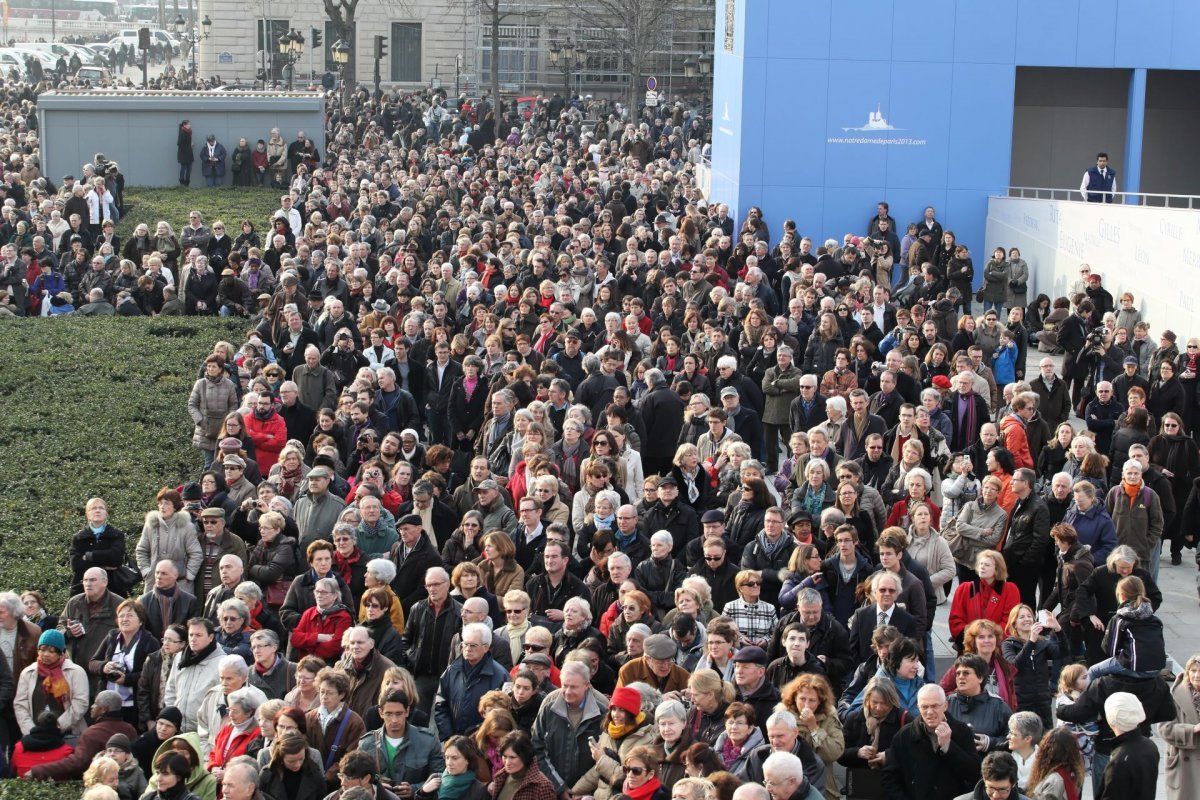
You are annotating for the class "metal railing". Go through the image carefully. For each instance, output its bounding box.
[1006,186,1200,210]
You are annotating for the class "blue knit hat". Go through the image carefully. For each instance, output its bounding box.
[38,629,66,652]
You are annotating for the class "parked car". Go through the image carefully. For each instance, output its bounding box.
[75,66,112,85]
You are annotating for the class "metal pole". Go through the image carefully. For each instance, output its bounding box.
[50,0,55,41]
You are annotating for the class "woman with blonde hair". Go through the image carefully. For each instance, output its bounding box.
[686,669,737,746]
[473,707,517,780]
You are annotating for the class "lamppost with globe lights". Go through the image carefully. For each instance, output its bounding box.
[684,51,713,107]
[172,13,211,88]
[277,28,305,90]
[331,38,350,92]
[548,38,583,98]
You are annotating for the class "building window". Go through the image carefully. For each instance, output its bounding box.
[481,24,540,90]
[390,22,421,83]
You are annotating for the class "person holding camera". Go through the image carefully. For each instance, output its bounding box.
[1057,298,1097,409]
[322,328,369,391]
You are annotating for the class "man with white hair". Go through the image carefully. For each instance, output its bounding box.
[734,710,826,790]
[433,621,509,738]
[532,660,609,797]
[220,760,264,800]
[277,379,316,443]
[400,566,462,714]
[761,750,822,800]
[338,625,396,718]
[195,653,267,758]
[57,566,124,667]
[1106,458,1165,580]
[639,367,685,477]
[448,597,512,668]
[882,684,979,799]
[246,628,293,700]
[203,554,246,621]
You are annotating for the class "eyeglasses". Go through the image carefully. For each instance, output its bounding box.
[703,555,723,562]
[364,602,382,609]
[505,608,527,615]
[625,766,647,776]
[524,644,547,652]
[201,519,222,525]
[314,589,335,596]
[876,588,897,594]
[742,581,761,587]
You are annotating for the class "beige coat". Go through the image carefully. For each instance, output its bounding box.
[571,718,657,800]
[15,658,90,735]
[906,527,957,604]
[1160,673,1200,800]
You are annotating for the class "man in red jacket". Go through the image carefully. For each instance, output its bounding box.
[999,392,1037,470]
[28,690,136,780]
[243,393,287,469]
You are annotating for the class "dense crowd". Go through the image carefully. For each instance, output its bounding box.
[0,78,1197,800]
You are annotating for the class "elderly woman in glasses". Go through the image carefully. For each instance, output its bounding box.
[287,577,353,662]
[607,589,659,658]
[721,570,777,650]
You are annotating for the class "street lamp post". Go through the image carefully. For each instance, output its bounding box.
[549,38,583,98]
[277,28,305,91]
[332,37,350,83]
[172,13,210,88]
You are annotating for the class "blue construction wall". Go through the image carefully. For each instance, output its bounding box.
[710,0,1200,269]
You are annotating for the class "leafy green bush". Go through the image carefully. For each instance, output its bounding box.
[0,317,245,609]
[116,186,282,239]
[0,779,82,800]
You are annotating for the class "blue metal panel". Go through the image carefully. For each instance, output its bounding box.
[823,59,891,188]
[761,59,828,188]
[767,0,830,61]
[952,3,1017,65]
[891,0,955,63]
[946,63,1015,190]
[830,0,894,62]
[823,187,886,240]
[738,56,769,188]
[1124,68,1147,197]
[1114,0,1173,68]
[885,60,954,189]
[1168,0,1200,69]
[1074,0,1118,67]
[1015,0,1079,66]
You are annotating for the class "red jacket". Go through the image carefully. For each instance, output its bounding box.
[27,716,136,781]
[289,603,352,662]
[207,723,263,771]
[1000,415,1034,470]
[243,410,287,469]
[12,742,74,778]
[948,578,1023,639]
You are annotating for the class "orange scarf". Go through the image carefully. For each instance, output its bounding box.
[1122,480,1141,507]
[37,656,70,705]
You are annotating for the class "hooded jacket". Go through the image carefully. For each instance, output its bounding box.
[1101,600,1166,672]
[136,510,203,592]
[163,643,224,733]
[144,733,219,800]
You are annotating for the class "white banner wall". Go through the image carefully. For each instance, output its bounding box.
[986,197,1200,338]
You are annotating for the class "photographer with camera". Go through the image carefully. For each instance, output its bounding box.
[321,328,370,390]
[1057,297,1096,409]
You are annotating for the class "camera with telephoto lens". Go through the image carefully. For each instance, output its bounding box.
[1087,330,1104,351]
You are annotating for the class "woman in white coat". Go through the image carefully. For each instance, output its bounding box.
[14,628,90,737]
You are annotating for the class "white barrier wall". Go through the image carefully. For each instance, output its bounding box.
[986,197,1200,338]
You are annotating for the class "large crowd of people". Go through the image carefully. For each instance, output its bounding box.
[0,77,1197,800]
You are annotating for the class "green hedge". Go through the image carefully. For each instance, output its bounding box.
[116,186,283,239]
[0,780,81,800]
[0,317,246,609]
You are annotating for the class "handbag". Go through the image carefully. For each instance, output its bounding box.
[975,288,986,303]
[265,579,289,608]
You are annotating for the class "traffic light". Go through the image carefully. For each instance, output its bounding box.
[311,27,322,49]
[374,34,387,61]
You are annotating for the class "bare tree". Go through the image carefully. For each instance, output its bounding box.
[561,0,684,107]
[476,0,508,108]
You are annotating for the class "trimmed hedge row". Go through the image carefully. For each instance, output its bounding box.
[0,316,246,609]
[0,780,82,800]
[115,186,283,240]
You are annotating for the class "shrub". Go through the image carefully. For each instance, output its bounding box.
[0,780,82,800]
[116,186,282,239]
[0,316,245,609]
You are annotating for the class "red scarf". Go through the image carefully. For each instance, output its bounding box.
[1054,766,1080,800]
[623,776,662,800]
[37,656,70,706]
[334,548,362,586]
[246,601,265,631]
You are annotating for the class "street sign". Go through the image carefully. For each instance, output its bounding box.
[646,76,657,91]
[645,90,658,107]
